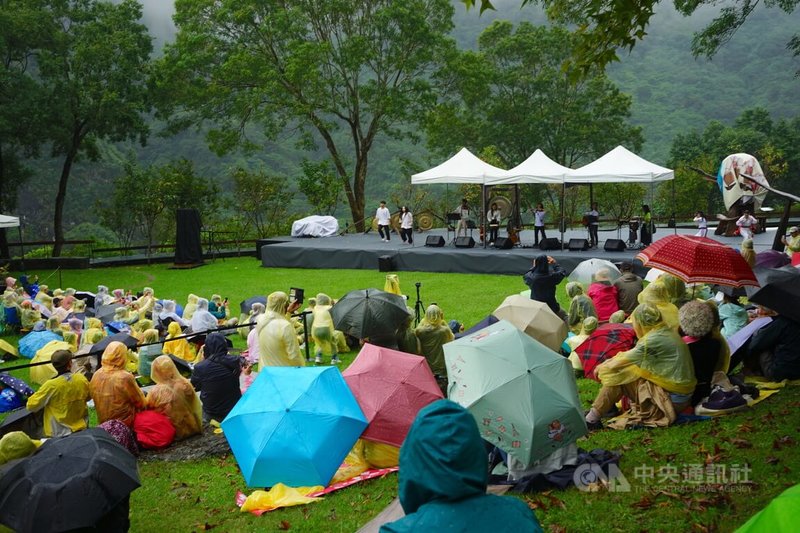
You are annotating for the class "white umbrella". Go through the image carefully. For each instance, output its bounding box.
[492,295,567,353]
[645,267,665,283]
[567,259,621,286]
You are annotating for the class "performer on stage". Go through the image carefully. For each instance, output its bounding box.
[736,209,758,240]
[486,202,501,244]
[533,203,547,247]
[693,211,708,238]
[640,204,653,246]
[376,200,391,242]
[456,198,470,237]
[584,203,600,248]
[400,206,413,245]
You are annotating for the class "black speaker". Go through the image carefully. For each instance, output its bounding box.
[378,255,395,272]
[175,208,203,264]
[494,237,514,250]
[425,235,445,247]
[568,238,590,251]
[454,236,476,248]
[539,238,560,250]
[604,239,627,252]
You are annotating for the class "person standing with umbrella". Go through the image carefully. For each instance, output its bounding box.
[523,255,568,321]
[26,350,91,437]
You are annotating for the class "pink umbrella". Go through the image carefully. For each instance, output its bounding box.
[343,343,443,447]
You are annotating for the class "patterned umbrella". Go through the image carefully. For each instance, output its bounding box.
[574,324,637,381]
[636,234,758,287]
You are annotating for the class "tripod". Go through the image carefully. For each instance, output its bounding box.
[414,282,424,326]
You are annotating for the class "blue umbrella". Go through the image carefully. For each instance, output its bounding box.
[17,330,62,359]
[222,366,367,488]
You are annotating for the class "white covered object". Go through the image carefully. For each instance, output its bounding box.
[485,149,569,185]
[291,215,339,238]
[0,214,20,228]
[411,147,506,184]
[567,145,673,183]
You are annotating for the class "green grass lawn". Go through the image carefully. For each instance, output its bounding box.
[3,258,798,532]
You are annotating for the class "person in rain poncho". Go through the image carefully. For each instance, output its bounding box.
[111,288,127,305]
[0,431,41,466]
[95,285,111,307]
[134,287,155,316]
[130,318,153,342]
[384,274,401,296]
[311,293,339,364]
[396,307,421,355]
[746,312,800,381]
[191,333,242,423]
[566,282,597,333]
[137,329,163,385]
[609,310,627,324]
[678,300,730,406]
[183,294,199,320]
[20,275,38,298]
[257,291,303,367]
[20,300,42,331]
[190,298,220,334]
[80,318,105,350]
[380,400,542,533]
[26,350,91,437]
[3,277,16,296]
[588,269,619,322]
[740,239,756,269]
[239,302,265,339]
[637,282,679,331]
[414,305,454,387]
[781,226,800,265]
[718,293,748,338]
[71,299,87,321]
[90,341,146,428]
[45,316,63,336]
[208,294,229,320]
[147,355,202,439]
[523,255,567,320]
[585,303,696,430]
[566,316,598,373]
[159,300,187,328]
[164,321,195,363]
[35,288,53,312]
[113,306,138,326]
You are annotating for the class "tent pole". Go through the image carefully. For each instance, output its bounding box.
[18,224,25,272]
[482,184,487,248]
[560,183,566,251]
[672,179,677,235]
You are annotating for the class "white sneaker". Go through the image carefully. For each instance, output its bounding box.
[314,356,323,364]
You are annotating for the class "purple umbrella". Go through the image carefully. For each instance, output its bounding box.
[755,249,791,269]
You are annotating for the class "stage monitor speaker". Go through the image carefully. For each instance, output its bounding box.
[494,237,514,250]
[175,208,203,264]
[378,255,395,272]
[425,235,446,247]
[539,238,560,251]
[454,236,476,248]
[604,239,627,252]
[568,238,590,251]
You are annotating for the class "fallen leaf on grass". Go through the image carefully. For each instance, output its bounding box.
[766,456,780,465]
[196,523,215,531]
[772,436,796,450]
[730,438,753,449]
[278,520,291,530]
[632,495,654,509]
[736,423,754,433]
[548,525,567,533]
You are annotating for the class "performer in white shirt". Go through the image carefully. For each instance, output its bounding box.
[486,202,502,244]
[693,211,708,238]
[376,200,391,242]
[736,209,758,240]
[456,199,470,237]
[400,206,413,245]
[533,203,547,247]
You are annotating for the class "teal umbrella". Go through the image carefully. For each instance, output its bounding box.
[444,320,587,468]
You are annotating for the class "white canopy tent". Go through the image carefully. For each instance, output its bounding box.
[566,145,674,183]
[411,147,505,184]
[0,214,20,228]
[484,149,569,185]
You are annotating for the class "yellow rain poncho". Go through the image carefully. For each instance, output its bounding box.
[311,293,336,357]
[26,359,91,437]
[30,341,74,386]
[131,318,153,340]
[134,287,155,316]
[19,301,41,330]
[257,291,303,367]
[566,282,597,333]
[597,304,696,395]
[163,321,195,362]
[35,290,53,311]
[183,294,199,320]
[414,305,454,376]
[138,328,162,383]
[384,274,401,295]
[637,283,679,330]
[90,341,146,427]
[146,355,202,440]
[567,316,599,371]
[659,275,688,307]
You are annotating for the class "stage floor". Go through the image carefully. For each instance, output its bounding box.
[260,224,779,276]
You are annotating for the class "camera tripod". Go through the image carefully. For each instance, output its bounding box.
[414,282,424,326]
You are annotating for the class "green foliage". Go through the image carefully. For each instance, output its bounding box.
[230,167,294,238]
[426,21,643,168]
[156,0,456,230]
[297,160,341,217]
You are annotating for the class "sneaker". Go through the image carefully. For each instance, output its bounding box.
[314,356,323,364]
[331,356,342,364]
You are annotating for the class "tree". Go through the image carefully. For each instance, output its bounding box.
[156,0,455,231]
[297,160,341,217]
[426,21,643,168]
[37,0,152,256]
[231,167,294,238]
[462,0,800,75]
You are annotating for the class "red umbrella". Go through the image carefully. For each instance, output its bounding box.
[636,235,758,287]
[574,324,637,381]
[342,343,443,447]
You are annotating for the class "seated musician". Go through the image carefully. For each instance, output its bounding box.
[486,202,502,244]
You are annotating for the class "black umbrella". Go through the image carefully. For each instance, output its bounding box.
[240,295,267,315]
[92,304,119,323]
[168,354,193,378]
[91,333,140,354]
[330,288,410,340]
[0,408,43,439]
[0,428,140,533]
[75,291,96,310]
[712,284,746,299]
[746,266,800,323]
[455,314,500,339]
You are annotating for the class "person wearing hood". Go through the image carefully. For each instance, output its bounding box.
[134,287,155,316]
[523,255,567,320]
[137,328,163,385]
[20,275,39,298]
[678,300,730,406]
[113,306,138,326]
[740,239,756,269]
[637,283,679,330]
[414,304,454,391]
[566,282,597,333]
[257,291,303,367]
[396,307,421,355]
[183,294,199,320]
[718,293,748,338]
[164,321,195,363]
[19,300,42,331]
[159,300,187,329]
[613,262,644,315]
[3,276,16,296]
[190,298,220,334]
[311,293,339,364]
[26,350,91,437]
[112,288,127,305]
[380,400,542,533]
[208,294,229,320]
[588,269,619,322]
[90,341,146,428]
[659,274,688,308]
[585,303,696,430]
[147,355,202,439]
[95,285,111,307]
[191,333,242,423]
[35,287,53,311]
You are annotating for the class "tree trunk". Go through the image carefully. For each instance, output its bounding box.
[52,144,79,257]
[0,149,9,259]
[350,151,368,233]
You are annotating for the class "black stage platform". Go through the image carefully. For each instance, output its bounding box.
[259,225,769,276]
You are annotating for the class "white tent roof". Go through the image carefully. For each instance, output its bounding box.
[411,147,506,185]
[484,149,569,184]
[0,214,20,228]
[566,145,673,183]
